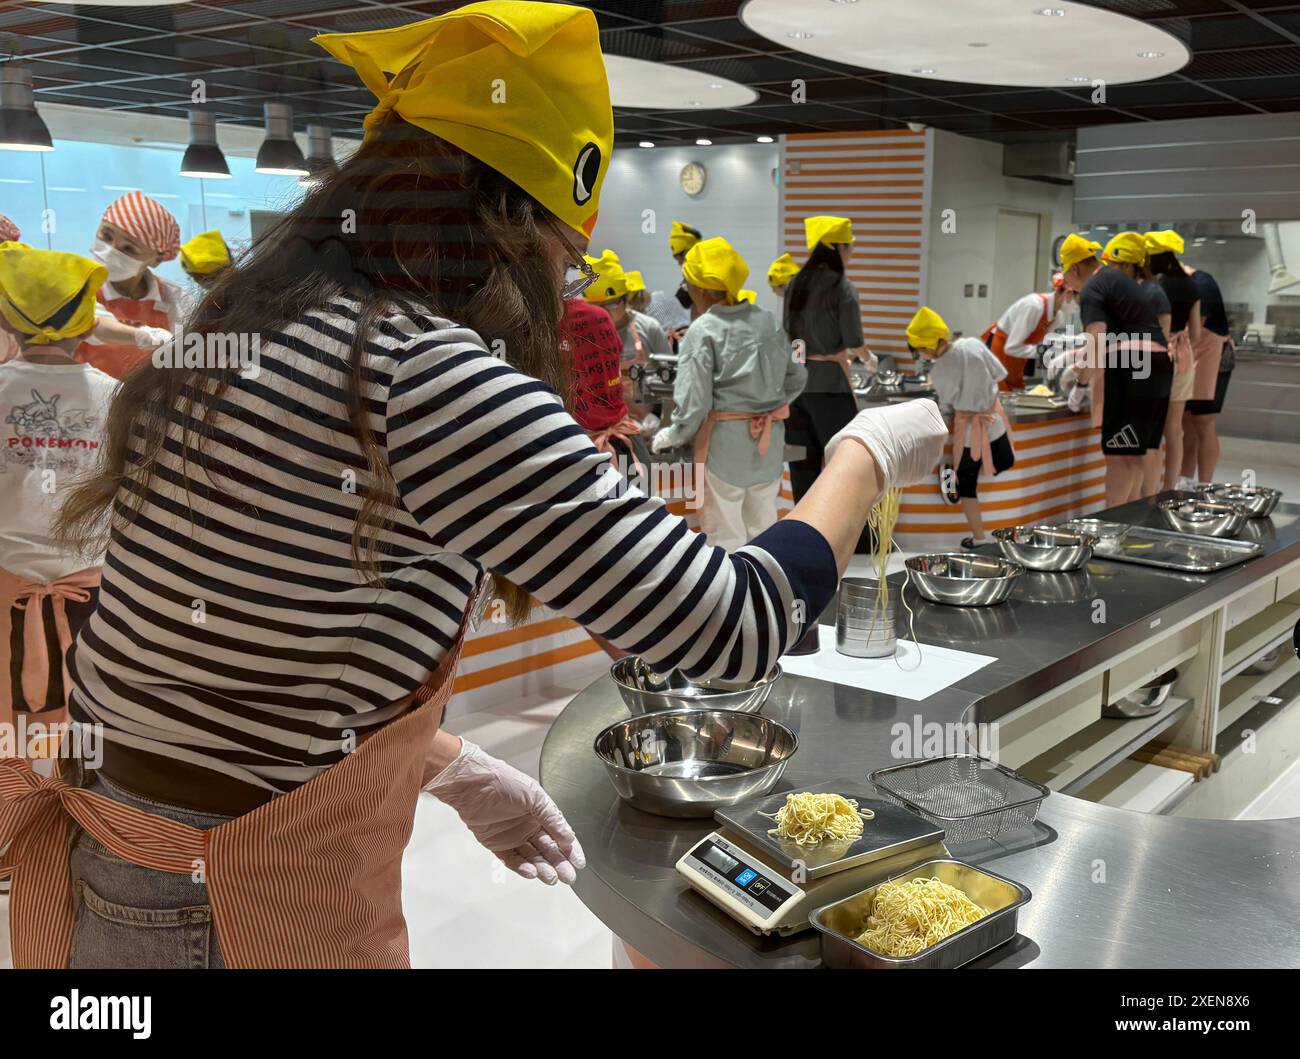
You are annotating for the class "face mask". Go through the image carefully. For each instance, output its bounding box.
[91,238,146,283]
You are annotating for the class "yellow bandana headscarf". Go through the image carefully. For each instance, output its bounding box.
[180,230,232,276]
[767,253,800,288]
[0,243,107,346]
[905,306,949,350]
[314,2,612,237]
[682,238,749,300]
[669,221,701,256]
[1059,233,1102,272]
[805,215,854,250]
[623,270,646,294]
[1102,231,1147,266]
[1144,229,1184,256]
[737,289,757,304]
[582,249,628,303]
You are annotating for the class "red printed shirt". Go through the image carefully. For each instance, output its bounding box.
[560,299,627,433]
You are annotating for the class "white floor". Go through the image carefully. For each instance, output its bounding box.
[2,432,1298,970]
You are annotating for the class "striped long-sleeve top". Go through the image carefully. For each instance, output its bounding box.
[68,302,837,795]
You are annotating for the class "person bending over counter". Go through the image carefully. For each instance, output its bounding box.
[651,237,806,551]
[908,306,1014,549]
[1060,232,1172,506]
[0,2,949,970]
[983,274,1075,392]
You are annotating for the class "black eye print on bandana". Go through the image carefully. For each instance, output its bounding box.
[573,142,601,205]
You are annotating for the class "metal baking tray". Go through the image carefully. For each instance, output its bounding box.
[869,755,1049,845]
[715,780,944,881]
[1087,524,1263,573]
[1006,391,1068,410]
[810,857,1031,969]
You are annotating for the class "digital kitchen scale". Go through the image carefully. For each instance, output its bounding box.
[675,780,948,936]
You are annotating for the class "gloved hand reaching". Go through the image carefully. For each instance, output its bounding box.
[133,325,173,350]
[824,399,948,492]
[423,738,585,885]
[650,429,676,455]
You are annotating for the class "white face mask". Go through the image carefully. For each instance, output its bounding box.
[91,238,146,283]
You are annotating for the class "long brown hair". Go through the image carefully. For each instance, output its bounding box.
[57,117,569,624]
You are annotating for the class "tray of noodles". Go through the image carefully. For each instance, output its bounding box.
[810,858,1031,969]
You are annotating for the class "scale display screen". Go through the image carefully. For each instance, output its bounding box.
[687,838,795,917]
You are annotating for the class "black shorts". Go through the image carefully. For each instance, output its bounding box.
[956,432,1015,499]
[1187,368,1232,416]
[1101,350,1173,457]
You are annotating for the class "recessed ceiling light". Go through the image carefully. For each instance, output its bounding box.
[1214,239,1227,245]
[1138,51,1165,59]
[638,140,655,148]
[788,31,814,39]
[690,100,704,106]
[756,135,775,143]
[1036,7,1065,15]
[912,68,936,74]
[696,138,713,146]
[1068,76,1091,83]
[709,83,723,89]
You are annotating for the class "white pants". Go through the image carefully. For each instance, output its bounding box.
[699,469,782,552]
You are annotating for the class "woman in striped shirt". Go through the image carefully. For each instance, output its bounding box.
[36,3,945,967]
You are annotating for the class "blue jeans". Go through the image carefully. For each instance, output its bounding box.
[68,771,231,969]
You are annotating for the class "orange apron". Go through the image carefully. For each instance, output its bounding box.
[952,397,1013,476]
[74,289,170,379]
[1191,329,1227,402]
[983,294,1053,392]
[589,416,644,478]
[0,579,481,968]
[0,566,101,723]
[692,404,790,511]
[807,350,853,385]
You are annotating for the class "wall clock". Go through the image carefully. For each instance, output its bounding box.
[680,161,707,197]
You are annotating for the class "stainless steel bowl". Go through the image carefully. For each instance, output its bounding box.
[1058,518,1131,543]
[875,369,901,388]
[905,554,1024,607]
[609,657,783,716]
[1157,498,1249,538]
[1204,484,1281,519]
[993,526,1097,572]
[592,709,797,818]
[1102,668,1178,719]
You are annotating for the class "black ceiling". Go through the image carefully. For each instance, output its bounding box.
[3,0,1300,146]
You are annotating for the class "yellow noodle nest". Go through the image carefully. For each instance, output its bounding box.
[855,876,987,957]
[761,792,874,847]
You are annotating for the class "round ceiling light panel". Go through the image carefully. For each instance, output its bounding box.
[741,0,1190,87]
[604,54,758,109]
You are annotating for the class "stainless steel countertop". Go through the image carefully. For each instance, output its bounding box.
[539,497,1300,968]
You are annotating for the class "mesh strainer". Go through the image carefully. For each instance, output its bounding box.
[869,755,1049,845]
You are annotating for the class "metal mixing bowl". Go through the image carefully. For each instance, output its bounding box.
[1102,669,1178,719]
[1059,518,1131,544]
[905,554,1024,607]
[592,709,798,818]
[993,525,1097,572]
[1157,498,1249,538]
[609,657,783,716]
[1203,484,1281,519]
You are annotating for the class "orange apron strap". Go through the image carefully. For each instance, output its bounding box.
[6,568,101,713]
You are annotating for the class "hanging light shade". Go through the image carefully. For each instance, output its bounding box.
[0,65,54,152]
[299,124,338,186]
[255,101,307,176]
[180,109,231,179]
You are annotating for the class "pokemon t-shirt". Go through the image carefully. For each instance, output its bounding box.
[0,359,118,579]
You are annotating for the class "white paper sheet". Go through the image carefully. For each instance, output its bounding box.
[779,625,996,701]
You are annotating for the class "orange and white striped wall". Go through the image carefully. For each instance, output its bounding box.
[895,413,1105,552]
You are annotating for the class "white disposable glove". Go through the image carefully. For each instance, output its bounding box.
[424,738,585,885]
[639,412,661,435]
[824,399,948,491]
[856,351,879,373]
[651,430,676,455]
[133,325,173,350]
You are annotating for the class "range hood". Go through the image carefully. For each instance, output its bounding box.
[1003,141,1074,186]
